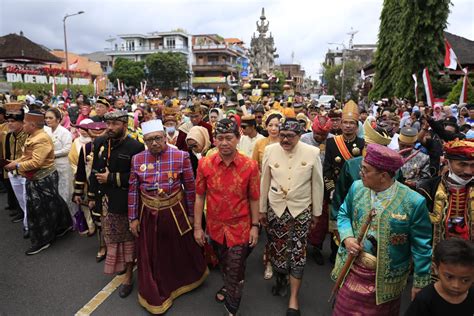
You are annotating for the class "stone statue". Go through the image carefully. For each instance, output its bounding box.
[249,8,278,77]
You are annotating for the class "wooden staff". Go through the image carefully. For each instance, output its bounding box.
[328,209,377,303]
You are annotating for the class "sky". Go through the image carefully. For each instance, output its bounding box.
[1,0,473,78]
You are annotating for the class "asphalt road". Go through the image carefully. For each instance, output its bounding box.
[0,192,413,316]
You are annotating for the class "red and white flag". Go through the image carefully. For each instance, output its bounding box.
[459,68,468,104]
[444,40,458,70]
[422,68,434,107]
[117,79,121,92]
[69,58,79,70]
[52,77,56,96]
[121,82,125,94]
[412,73,418,102]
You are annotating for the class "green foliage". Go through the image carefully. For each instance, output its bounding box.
[444,77,474,104]
[11,82,94,96]
[371,0,451,100]
[108,57,145,88]
[322,60,362,101]
[145,52,189,89]
[273,70,287,93]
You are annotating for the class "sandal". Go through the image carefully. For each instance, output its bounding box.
[215,286,227,303]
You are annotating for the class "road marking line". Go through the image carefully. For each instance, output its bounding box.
[75,267,136,316]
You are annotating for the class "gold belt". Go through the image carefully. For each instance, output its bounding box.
[139,190,192,236]
[141,190,183,210]
[354,251,377,270]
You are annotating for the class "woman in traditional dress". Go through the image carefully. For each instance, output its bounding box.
[252,110,284,280]
[44,108,74,218]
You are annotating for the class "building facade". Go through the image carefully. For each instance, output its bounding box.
[105,31,192,68]
[191,34,248,94]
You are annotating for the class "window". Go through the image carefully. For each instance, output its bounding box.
[166,37,176,49]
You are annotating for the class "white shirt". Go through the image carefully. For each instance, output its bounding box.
[238,133,265,157]
[44,125,72,159]
[388,133,399,151]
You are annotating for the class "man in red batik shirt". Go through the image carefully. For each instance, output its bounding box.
[194,118,260,316]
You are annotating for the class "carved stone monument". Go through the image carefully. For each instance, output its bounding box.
[249,8,278,77]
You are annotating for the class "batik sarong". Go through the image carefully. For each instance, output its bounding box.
[26,170,73,247]
[211,240,252,315]
[102,211,135,274]
[267,207,312,279]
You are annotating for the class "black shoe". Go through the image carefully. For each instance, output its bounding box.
[286,308,301,316]
[11,213,24,223]
[313,247,324,266]
[271,273,288,297]
[25,243,51,255]
[118,283,133,298]
[23,229,30,239]
[96,252,106,263]
[56,226,72,238]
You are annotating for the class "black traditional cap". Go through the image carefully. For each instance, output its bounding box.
[4,102,24,121]
[215,118,239,136]
[254,105,265,114]
[104,110,128,123]
[279,117,305,134]
[96,97,110,107]
[399,127,418,144]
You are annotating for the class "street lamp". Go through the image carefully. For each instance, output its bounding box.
[63,11,84,90]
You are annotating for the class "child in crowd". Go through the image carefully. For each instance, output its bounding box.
[405,238,474,316]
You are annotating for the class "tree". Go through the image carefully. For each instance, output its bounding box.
[145,53,189,89]
[322,60,362,101]
[371,0,451,100]
[444,77,474,104]
[108,57,145,88]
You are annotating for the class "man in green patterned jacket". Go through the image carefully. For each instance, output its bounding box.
[331,143,432,316]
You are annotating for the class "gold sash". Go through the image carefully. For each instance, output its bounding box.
[140,190,192,236]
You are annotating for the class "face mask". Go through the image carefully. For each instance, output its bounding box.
[166,126,176,134]
[447,161,473,186]
[183,116,191,123]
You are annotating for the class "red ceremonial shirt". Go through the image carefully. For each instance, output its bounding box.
[195,151,260,247]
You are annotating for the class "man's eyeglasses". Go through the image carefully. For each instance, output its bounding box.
[144,136,164,144]
[279,133,297,140]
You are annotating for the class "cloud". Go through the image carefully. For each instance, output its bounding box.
[1,0,472,78]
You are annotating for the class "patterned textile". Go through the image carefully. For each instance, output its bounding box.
[267,207,312,279]
[103,211,135,274]
[333,180,432,304]
[211,240,252,315]
[104,241,135,275]
[333,262,401,316]
[128,147,195,220]
[400,150,431,185]
[196,152,260,247]
[26,170,72,247]
[102,212,134,244]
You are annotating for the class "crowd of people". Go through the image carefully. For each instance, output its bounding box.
[1,89,473,316]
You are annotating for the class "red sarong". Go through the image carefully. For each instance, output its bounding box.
[137,191,208,315]
[333,261,401,316]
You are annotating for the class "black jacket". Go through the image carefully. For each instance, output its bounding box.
[88,135,144,215]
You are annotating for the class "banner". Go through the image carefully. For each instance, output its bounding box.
[422,68,434,107]
[6,73,90,85]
